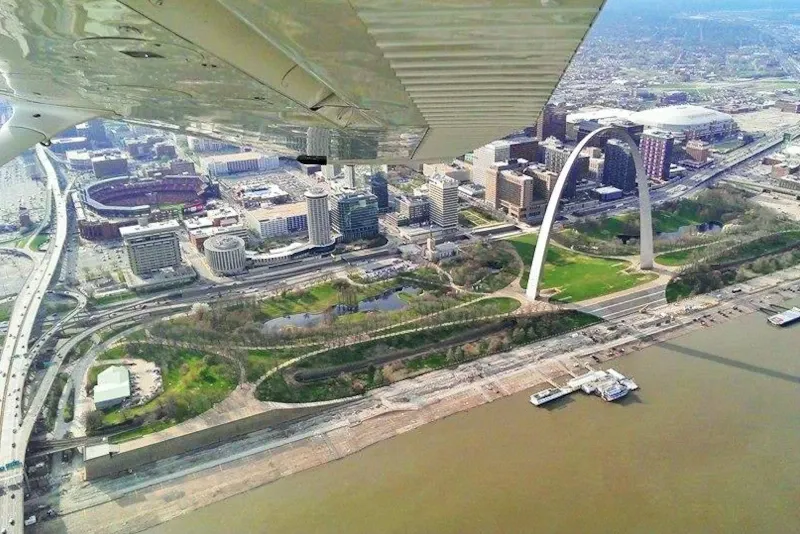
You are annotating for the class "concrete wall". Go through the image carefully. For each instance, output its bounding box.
[84,402,348,480]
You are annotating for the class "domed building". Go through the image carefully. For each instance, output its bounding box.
[629,105,737,141]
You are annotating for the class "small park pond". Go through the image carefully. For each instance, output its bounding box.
[262,286,421,332]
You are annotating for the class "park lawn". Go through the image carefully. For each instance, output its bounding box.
[0,303,11,322]
[656,245,710,266]
[463,297,520,315]
[28,233,50,251]
[260,280,398,319]
[507,233,657,302]
[102,352,236,427]
[576,210,700,240]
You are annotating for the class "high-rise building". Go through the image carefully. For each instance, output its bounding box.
[603,139,637,192]
[18,206,32,228]
[330,191,379,242]
[201,152,279,176]
[343,165,356,189]
[472,141,511,186]
[508,137,538,162]
[369,172,389,212]
[536,104,567,141]
[120,220,182,275]
[588,156,605,181]
[640,130,674,180]
[91,154,129,179]
[322,164,341,180]
[428,175,459,229]
[76,120,110,148]
[304,188,333,246]
[542,137,570,174]
[685,139,710,163]
[394,195,430,225]
[169,159,196,175]
[528,166,559,201]
[488,169,546,221]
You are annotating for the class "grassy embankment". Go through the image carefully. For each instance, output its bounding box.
[507,234,656,302]
[256,310,599,404]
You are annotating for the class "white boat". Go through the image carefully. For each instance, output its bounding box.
[529,387,570,406]
[597,381,629,402]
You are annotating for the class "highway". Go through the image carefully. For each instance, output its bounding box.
[0,146,68,531]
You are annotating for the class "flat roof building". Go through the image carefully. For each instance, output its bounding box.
[121,220,182,275]
[428,175,459,229]
[330,190,379,242]
[201,152,279,176]
[244,202,308,239]
[94,366,131,409]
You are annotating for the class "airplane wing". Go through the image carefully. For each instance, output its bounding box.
[0,0,603,165]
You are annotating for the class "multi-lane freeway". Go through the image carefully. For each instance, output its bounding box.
[0,146,68,531]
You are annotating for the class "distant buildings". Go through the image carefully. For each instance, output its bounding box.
[428,175,459,229]
[18,206,31,228]
[486,167,546,222]
[120,220,182,275]
[685,139,711,163]
[305,188,333,246]
[330,191,379,242]
[640,130,674,181]
[536,104,567,141]
[471,138,537,186]
[472,141,511,187]
[65,150,92,172]
[603,139,637,192]
[245,202,308,240]
[369,172,389,212]
[91,154,129,179]
[50,137,89,153]
[201,152,279,176]
[393,195,430,226]
[629,105,737,141]
[204,234,247,275]
[777,100,800,114]
[188,136,239,152]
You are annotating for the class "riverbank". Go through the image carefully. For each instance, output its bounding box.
[32,267,800,534]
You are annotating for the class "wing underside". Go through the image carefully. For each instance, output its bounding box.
[0,0,603,163]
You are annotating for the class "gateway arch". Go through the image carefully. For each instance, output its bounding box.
[525,126,654,300]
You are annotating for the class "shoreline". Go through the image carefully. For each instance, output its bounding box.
[32,269,800,534]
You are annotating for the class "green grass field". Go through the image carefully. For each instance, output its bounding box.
[260,280,398,319]
[507,234,657,302]
[656,245,710,266]
[101,348,237,440]
[575,209,701,240]
[459,208,495,228]
[92,291,136,306]
[28,233,50,251]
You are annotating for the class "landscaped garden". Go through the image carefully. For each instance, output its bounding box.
[439,241,520,292]
[84,344,238,442]
[255,310,600,403]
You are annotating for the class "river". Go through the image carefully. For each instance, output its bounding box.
[146,303,800,534]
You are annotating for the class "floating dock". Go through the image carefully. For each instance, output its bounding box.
[529,368,638,406]
[767,307,800,327]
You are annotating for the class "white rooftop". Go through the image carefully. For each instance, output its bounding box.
[119,219,181,238]
[94,366,131,405]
